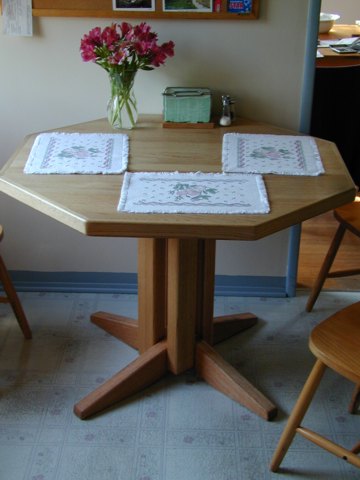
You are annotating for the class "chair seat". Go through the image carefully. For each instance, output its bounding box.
[310,301,360,385]
[270,301,360,473]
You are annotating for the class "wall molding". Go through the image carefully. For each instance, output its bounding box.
[9,271,288,298]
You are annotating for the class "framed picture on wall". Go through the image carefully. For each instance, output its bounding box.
[163,0,213,13]
[113,0,155,11]
[11,0,260,19]
[227,0,253,13]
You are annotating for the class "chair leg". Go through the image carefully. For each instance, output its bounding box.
[352,441,360,455]
[349,384,360,414]
[0,255,32,339]
[270,360,326,472]
[306,223,346,312]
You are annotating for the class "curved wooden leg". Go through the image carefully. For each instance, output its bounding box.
[270,360,326,472]
[306,224,345,312]
[352,441,360,455]
[0,255,32,339]
[349,383,360,414]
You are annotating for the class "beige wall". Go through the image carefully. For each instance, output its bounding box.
[321,0,359,24]
[0,1,310,276]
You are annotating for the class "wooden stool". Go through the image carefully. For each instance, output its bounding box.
[0,225,32,339]
[270,301,360,473]
[306,200,360,313]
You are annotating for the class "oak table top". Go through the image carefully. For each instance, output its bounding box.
[0,115,356,241]
[0,115,356,422]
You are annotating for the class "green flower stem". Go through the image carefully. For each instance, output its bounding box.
[108,70,138,129]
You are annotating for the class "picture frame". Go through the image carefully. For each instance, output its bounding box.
[227,0,253,14]
[113,0,155,11]
[163,0,213,13]
[5,0,260,20]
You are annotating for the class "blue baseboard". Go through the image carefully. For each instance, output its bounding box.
[8,271,289,298]
[215,274,287,297]
[10,271,139,295]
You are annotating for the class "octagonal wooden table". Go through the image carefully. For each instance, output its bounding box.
[0,115,355,421]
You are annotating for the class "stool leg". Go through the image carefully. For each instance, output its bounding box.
[352,441,360,455]
[306,224,346,312]
[270,360,326,472]
[0,255,32,339]
[349,384,360,414]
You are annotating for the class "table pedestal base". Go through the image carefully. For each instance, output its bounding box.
[73,239,277,421]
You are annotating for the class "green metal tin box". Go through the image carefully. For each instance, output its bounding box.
[163,87,212,123]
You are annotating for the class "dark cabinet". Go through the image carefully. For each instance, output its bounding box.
[310,65,360,186]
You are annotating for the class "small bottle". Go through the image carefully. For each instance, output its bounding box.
[220,95,231,126]
[229,97,236,120]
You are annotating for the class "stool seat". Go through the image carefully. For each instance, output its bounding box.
[270,301,360,473]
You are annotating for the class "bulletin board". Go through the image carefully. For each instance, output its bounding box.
[1,0,260,20]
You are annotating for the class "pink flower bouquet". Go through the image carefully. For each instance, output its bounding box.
[80,22,175,129]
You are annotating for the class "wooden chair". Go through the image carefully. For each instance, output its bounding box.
[306,200,360,313]
[306,200,360,414]
[270,301,360,473]
[0,225,32,339]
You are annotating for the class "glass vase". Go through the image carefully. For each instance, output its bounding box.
[107,70,138,130]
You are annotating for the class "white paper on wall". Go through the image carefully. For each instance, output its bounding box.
[3,0,33,37]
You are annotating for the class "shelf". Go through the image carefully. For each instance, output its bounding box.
[1,0,259,21]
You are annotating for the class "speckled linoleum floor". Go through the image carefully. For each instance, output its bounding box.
[0,289,359,480]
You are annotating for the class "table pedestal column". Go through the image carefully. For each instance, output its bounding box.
[73,238,277,421]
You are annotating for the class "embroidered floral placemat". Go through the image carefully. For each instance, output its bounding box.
[118,172,270,214]
[222,133,324,176]
[24,132,129,174]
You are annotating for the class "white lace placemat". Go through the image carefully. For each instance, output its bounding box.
[222,133,324,176]
[24,132,129,174]
[118,172,270,214]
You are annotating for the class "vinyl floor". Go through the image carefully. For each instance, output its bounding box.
[1,290,359,480]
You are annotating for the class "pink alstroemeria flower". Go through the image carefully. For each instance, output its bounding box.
[80,22,174,75]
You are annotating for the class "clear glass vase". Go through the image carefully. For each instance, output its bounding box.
[107,70,138,130]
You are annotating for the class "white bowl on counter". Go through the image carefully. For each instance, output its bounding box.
[319,13,340,33]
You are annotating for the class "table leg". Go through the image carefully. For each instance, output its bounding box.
[195,239,258,345]
[74,238,277,421]
[90,312,139,349]
[213,313,258,344]
[74,238,168,419]
[74,341,168,419]
[166,238,199,374]
[196,341,277,420]
[90,238,167,351]
[195,239,277,421]
[138,238,167,353]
